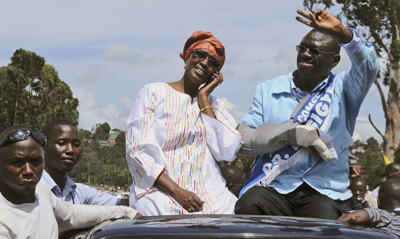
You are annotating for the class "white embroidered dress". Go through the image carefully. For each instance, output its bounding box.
[126,82,242,216]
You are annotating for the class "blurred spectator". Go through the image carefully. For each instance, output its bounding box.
[221,165,247,198]
[339,178,400,236]
[371,163,400,198]
[348,176,377,209]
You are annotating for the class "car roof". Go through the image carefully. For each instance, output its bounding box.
[85,214,398,239]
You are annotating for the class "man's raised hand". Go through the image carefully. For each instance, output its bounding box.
[295,9,352,44]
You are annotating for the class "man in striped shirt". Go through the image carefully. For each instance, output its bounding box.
[339,178,400,236]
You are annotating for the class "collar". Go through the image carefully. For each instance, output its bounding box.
[41,170,76,196]
[289,72,330,99]
[271,72,293,94]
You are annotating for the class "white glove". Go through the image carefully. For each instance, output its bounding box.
[294,125,333,161]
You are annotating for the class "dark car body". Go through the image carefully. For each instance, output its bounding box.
[74,214,398,239]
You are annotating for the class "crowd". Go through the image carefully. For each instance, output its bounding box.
[2,8,400,238]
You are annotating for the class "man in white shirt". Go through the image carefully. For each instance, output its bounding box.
[0,125,140,239]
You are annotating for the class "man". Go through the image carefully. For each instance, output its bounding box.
[235,9,378,219]
[41,119,122,205]
[371,163,400,198]
[0,125,140,238]
[339,178,400,236]
[221,165,247,198]
[349,176,377,209]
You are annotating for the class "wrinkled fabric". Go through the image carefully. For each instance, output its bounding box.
[126,82,242,216]
[365,208,400,236]
[42,171,120,205]
[180,31,225,69]
[241,29,379,200]
[0,180,137,239]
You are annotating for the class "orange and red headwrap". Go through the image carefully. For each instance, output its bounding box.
[180,31,225,69]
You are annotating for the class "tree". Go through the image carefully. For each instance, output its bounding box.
[0,49,79,131]
[69,142,102,185]
[79,128,92,141]
[217,154,256,175]
[71,125,132,187]
[364,137,381,152]
[92,122,111,141]
[352,137,385,188]
[302,0,400,162]
[114,131,125,148]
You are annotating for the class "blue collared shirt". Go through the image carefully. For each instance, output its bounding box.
[41,170,120,205]
[242,29,379,200]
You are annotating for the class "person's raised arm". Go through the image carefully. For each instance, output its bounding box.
[295,9,353,44]
[197,71,223,118]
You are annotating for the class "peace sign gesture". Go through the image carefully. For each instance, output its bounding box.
[295,9,353,44]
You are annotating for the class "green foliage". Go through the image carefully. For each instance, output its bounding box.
[0,48,79,132]
[79,129,92,140]
[303,0,336,11]
[217,154,257,175]
[392,145,400,163]
[391,39,400,71]
[365,137,381,151]
[92,122,111,141]
[114,131,125,148]
[303,0,400,85]
[350,139,364,149]
[353,137,385,189]
[70,131,131,187]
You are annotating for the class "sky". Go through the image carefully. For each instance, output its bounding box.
[0,0,386,142]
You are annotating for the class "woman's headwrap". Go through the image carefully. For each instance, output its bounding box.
[180,31,225,69]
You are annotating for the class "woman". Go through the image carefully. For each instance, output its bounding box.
[126,31,242,216]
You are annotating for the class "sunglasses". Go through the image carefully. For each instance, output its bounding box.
[296,45,337,56]
[0,130,47,149]
[191,50,220,71]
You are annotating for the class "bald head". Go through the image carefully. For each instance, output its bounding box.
[221,165,246,198]
[303,29,341,54]
[379,178,400,210]
[221,165,245,184]
[386,163,400,179]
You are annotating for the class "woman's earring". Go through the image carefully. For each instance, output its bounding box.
[184,64,186,69]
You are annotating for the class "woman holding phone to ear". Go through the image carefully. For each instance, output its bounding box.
[126,31,243,216]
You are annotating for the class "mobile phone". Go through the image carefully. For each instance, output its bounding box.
[199,75,217,89]
[206,75,216,86]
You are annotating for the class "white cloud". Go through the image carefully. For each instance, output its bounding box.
[119,96,136,122]
[220,97,249,124]
[101,43,143,65]
[1,0,386,144]
[72,87,133,131]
